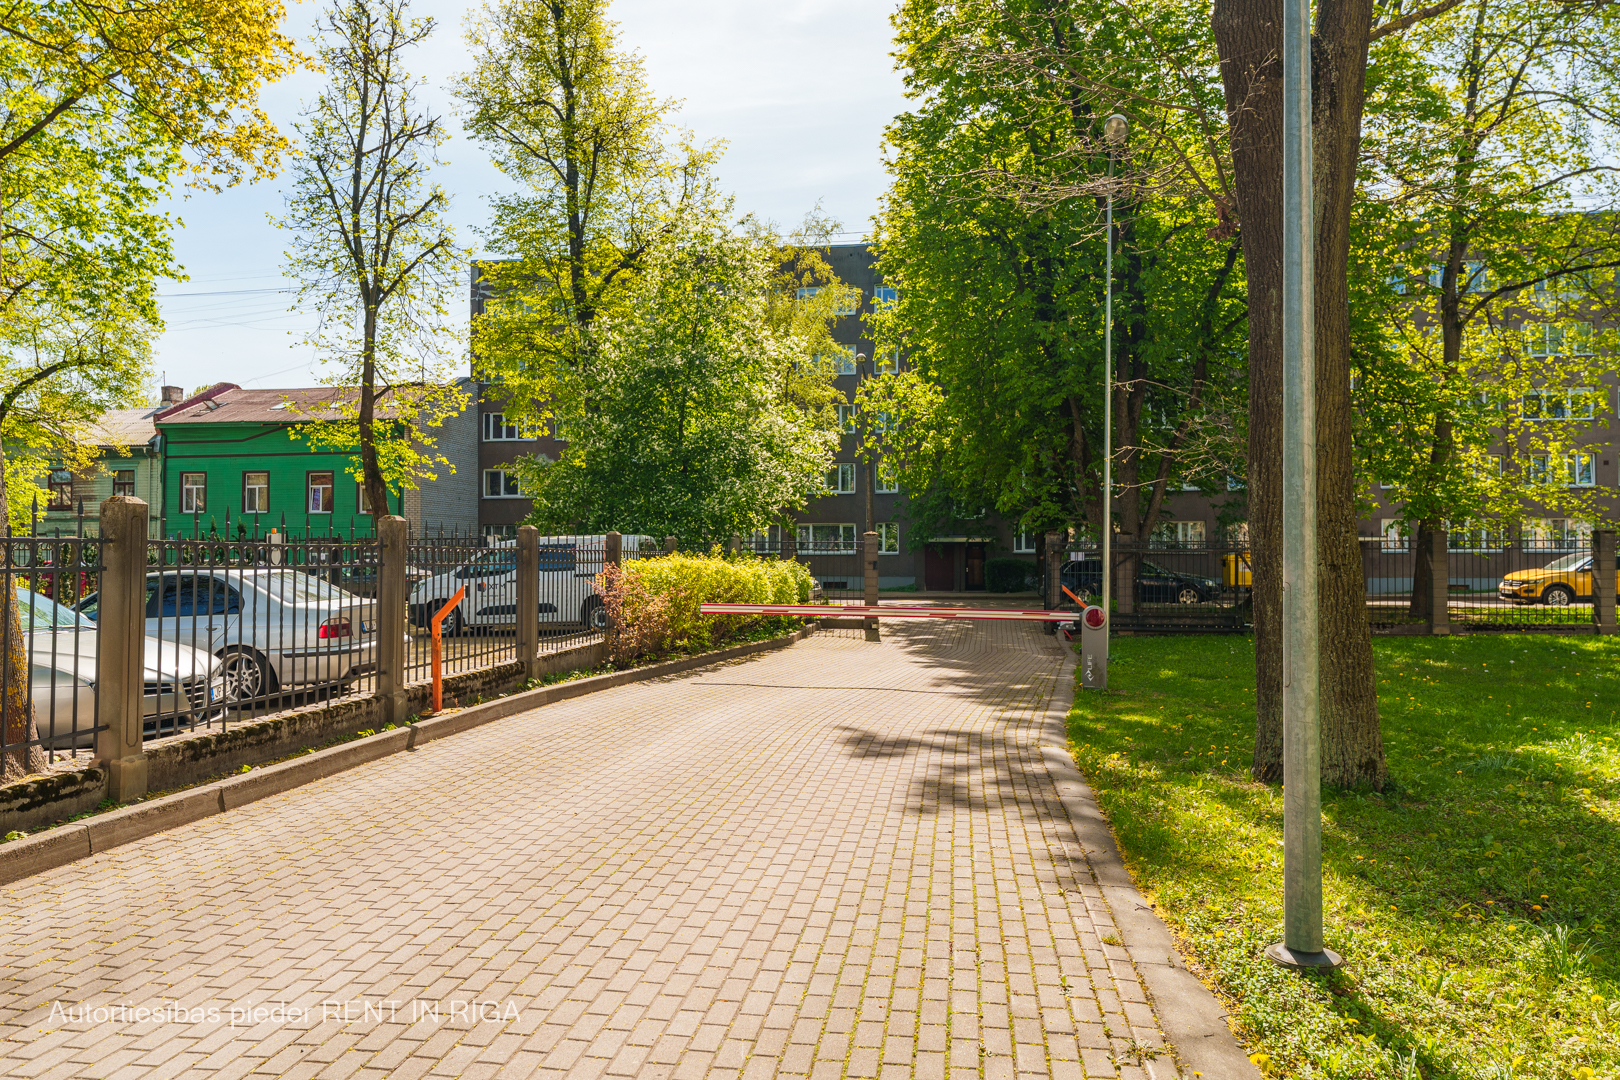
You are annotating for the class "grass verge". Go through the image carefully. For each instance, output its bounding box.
[1068,633,1618,1079]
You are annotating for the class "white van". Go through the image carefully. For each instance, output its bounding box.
[408,534,649,633]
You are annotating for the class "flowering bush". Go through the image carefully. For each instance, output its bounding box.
[597,552,813,667]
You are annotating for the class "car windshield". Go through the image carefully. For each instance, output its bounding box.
[258,571,351,603]
[1542,553,1590,572]
[16,586,94,629]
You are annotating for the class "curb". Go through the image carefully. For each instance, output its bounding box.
[1037,660,1260,1080]
[0,623,817,887]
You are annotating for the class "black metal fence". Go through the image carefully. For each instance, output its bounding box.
[1057,543,1251,631]
[1363,536,1605,631]
[0,536,105,774]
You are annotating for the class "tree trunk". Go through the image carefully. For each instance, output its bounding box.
[1213,0,1285,781]
[1214,0,1387,788]
[358,301,391,522]
[0,445,47,780]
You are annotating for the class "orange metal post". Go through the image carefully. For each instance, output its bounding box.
[429,585,466,714]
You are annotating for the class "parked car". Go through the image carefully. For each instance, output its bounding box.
[409,535,647,634]
[1498,552,1618,606]
[76,569,377,705]
[1060,556,1222,605]
[18,588,225,749]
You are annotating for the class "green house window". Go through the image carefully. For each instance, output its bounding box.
[180,472,205,514]
[307,471,334,514]
[243,472,268,514]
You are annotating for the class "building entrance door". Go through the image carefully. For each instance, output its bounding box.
[964,543,987,590]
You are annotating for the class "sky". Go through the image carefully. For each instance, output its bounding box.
[152,0,908,399]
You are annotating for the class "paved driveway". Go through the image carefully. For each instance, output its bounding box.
[0,622,1179,1079]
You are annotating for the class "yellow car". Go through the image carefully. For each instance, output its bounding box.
[1498,552,1617,606]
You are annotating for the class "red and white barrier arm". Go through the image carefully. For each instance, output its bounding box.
[698,603,1076,621]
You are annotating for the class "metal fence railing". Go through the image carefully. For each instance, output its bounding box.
[1056,543,1250,631]
[1360,536,1606,630]
[0,536,105,775]
[127,532,382,729]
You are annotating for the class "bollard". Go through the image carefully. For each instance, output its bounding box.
[517,525,540,680]
[1079,606,1108,689]
[863,530,880,641]
[429,586,466,714]
[95,497,150,801]
[375,516,409,726]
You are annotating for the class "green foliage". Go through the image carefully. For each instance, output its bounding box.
[512,200,844,544]
[984,557,1036,593]
[598,552,811,666]
[1070,634,1620,1077]
[872,0,1246,545]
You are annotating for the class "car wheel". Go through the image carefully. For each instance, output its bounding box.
[581,597,607,631]
[1543,584,1575,607]
[1176,586,1201,605]
[218,647,275,704]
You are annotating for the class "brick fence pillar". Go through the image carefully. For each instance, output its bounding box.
[96,497,149,801]
[1595,530,1617,634]
[664,535,678,555]
[1428,529,1450,636]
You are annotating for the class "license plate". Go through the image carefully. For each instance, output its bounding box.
[209,686,221,703]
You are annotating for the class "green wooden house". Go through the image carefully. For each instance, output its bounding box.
[154,382,478,538]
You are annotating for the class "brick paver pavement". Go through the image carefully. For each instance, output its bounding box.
[0,621,1184,1080]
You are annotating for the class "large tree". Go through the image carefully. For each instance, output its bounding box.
[279,0,467,519]
[1352,0,1620,613]
[454,0,715,427]
[870,0,1247,598]
[512,198,847,544]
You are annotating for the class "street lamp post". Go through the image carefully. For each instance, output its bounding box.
[1101,114,1127,622]
[1265,0,1341,972]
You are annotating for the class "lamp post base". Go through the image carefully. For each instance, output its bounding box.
[1265,942,1342,970]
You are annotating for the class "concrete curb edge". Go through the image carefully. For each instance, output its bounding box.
[1037,659,1261,1080]
[0,622,818,887]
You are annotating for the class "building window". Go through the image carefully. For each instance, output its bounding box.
[1523,387,1596,420]
[1523,322,1594,357]
[482,412,528,441]
[796,523,857,553]
[824,463,856,494]
[872,286,898,309]
[1568,451,1597,487]
[243,472,269,514]
[834,350,857,376]
[1013,530,1037,554]
[1528,453,1550,482]
[180,472,206,514]
[483,524,518,540]
[795,286,821,302]
[552,417,571,442]
[876,462,900,494]
[1149,520,1206,547]
[745,526,778,553]
[877,522,899,553]
[112,469,136,498]
[1522,518,1589,551]
[1380,518,1408,552]
[875,347,899,374]
[1447,520,1505,552]
[307,471,334,514]
[47,472,73,510]
[836,403,857,433]
[484,469,522,498]
[357,482,379,515]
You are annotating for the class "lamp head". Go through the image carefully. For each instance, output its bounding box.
[1103,114,1129,147]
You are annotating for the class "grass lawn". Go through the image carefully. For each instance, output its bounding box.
[1067,633,1619,1079]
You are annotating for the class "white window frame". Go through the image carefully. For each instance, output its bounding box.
[877,522,899,553]
[307,471,334,515]
[242,471,268,515]
[1522,518,1590,551]
[482,524,518,540]
[483,469,523,498]
[834,351,857,376]
[1447,520,1505,552]
[875,347,899,375]
[1013,530,1037,554]
[482,412,530,441]
[180,472,206,514]
[1568,451,1597,487]
[796,523,857,553]
[824,463,856,494]
[872,286,898,309]
[1524,387,1596,420]
[836,403,857,433]
[1149,520,1206,548]
[1380,518,1408,553]
[876,462,900,494]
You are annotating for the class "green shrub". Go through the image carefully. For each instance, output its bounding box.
[985,557,1037,593]
[598,552,812,667]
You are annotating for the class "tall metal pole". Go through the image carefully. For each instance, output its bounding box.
[1101,115,1127,619]
[1266,0,1340,971]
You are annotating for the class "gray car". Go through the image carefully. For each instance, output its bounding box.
[77,569,378,705]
